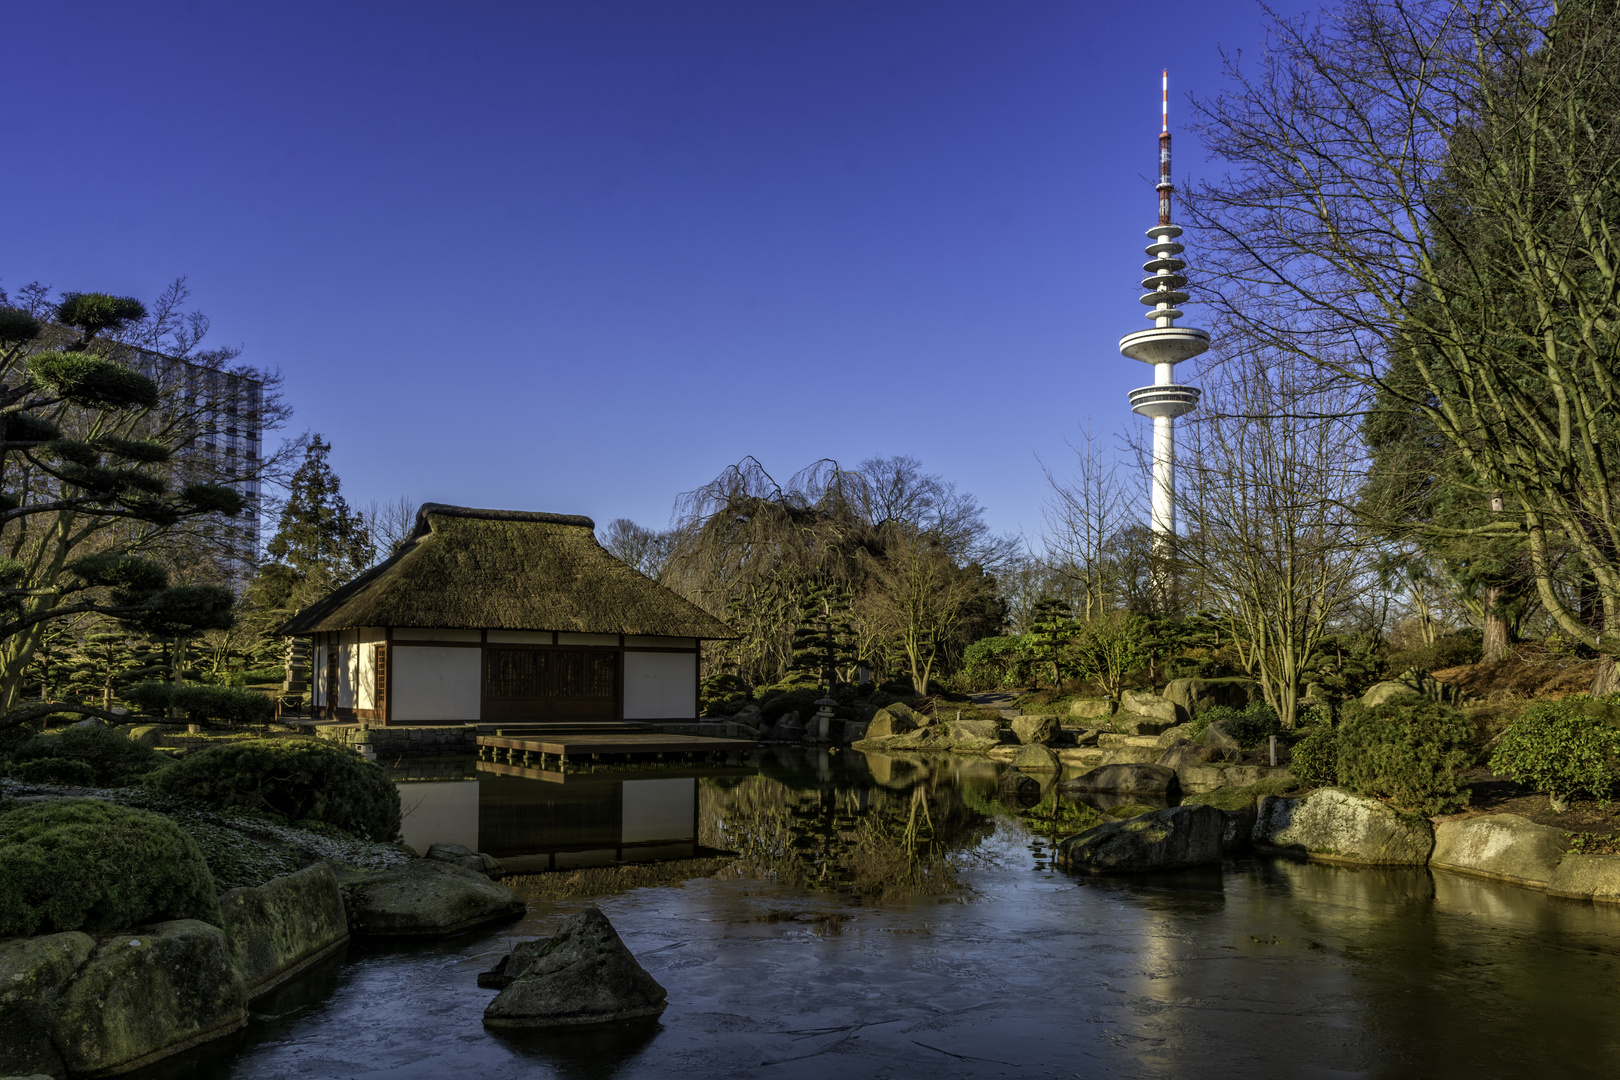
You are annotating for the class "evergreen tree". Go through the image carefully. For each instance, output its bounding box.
[1028,597,1074,691]
[263,435,373,596]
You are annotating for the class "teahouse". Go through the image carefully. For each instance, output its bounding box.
[276,504,730,725]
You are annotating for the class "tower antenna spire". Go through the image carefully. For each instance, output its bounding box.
[1120,70,1208,593]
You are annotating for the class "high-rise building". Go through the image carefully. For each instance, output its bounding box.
[1119,71,1208,546]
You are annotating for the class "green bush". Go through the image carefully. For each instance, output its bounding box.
[1337,699,1473,814]
[126,682,274,725]
[1289,725,1340,787]
[10,757,97,786]
[0,798,220,936]
[12,723,168,786]
[699,672,752,716]
[1489,696,1620,811]
[149,738,401,840]
[1195,703,1281,748]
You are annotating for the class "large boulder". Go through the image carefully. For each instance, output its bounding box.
[1253,788,1434,865]
[425,842,506,880]
[1120,690,1181,725]
[1054,804,1225,874]
[1060,763,1179,799]
[943,718,1001,749]
[0,932,93,1078]
[1360,679,1424,708]
[219,863,350,997]
[1010,715,1060,745]
[483,907,668,1028]
[1162,677,1255,718]
[341,860,525,936]
[1546,854,1620,903]
[1099,745,1164,767]
[1107,712,1176,737]
[866,704,920,739]
[1068,698,1115,720]
[1157,740,1239,770]
[1011,743,1061,772]
[1430,814,1571,888]
[49,919,247,1077]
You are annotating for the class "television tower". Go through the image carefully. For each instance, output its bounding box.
[1120,71,1207,547]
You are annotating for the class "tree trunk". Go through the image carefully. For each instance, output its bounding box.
[1482,586,1510,663]
[1592,655,1620,697]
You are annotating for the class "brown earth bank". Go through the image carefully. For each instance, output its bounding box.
[1450,769,1620,852]
[1433,652,1601,701]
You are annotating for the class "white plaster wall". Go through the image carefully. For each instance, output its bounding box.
[624,636,696,648]
[391,647,482,721]
[623,651,696,719]
[621,778,696,844]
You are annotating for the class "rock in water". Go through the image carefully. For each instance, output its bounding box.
[1011,715,1060,745]
[1054,804,1225,873]
[1060,763,1179,798]
[0,932,93,1078]
[1011,743,1061,771]
[483,907,668,1028]
[425,842,506,880]
[342,860,526,936]
[1252,788,1433,865]
[866,704,920,738]
[1431,814,1570,887]
[218,863,349,996]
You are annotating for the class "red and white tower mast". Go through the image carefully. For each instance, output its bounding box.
[1121,72,1207,547]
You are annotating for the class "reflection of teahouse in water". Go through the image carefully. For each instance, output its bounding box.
[399,765,752,873]
[276,504,732,725]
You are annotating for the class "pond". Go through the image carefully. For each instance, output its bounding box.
[141,748,1620,1079]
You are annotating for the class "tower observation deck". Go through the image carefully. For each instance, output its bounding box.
[1119,71,1208,541]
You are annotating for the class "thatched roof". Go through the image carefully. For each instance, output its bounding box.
[275,504,731,638]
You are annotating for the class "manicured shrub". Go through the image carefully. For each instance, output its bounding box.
[1289,725,1340,787]
[126,681,274,725]
[9,756,97,786]
[11,723,168,786]
[1489,696,1620,811]
[149,738,401,840]
[699,672,752,716]
[0,798,220,936]
[1337,699,1473,814]
[760,688,823,723]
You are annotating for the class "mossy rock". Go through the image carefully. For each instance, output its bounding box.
[149,738,402,841]
[0,798,221,936]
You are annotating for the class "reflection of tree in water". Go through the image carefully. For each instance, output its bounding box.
[701,769,993,903]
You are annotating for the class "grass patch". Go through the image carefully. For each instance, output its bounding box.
[1182,776,1301,812]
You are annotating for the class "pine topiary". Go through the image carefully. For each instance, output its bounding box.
[1337,699,1473,814]
[0,798,220,936]
[149,737,401,840]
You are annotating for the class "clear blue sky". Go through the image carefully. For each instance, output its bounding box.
[3,1,1301,548]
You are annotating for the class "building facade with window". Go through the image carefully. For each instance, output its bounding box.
[276,504,730,725]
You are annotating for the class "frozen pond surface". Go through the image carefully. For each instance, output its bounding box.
[142,750,1620,1079]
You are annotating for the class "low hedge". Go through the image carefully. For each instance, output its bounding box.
[149,738,401,840]
[10,757,97,786]
[0,798,220,936]
[125,681,274,725]
[10,723,168,786]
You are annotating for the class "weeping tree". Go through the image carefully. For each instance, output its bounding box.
[661,456,1010,690]
[0,281,289,727]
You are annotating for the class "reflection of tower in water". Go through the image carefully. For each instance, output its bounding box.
[1120,72,1209,576]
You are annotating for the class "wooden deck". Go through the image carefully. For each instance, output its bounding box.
[476,732,757,767]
